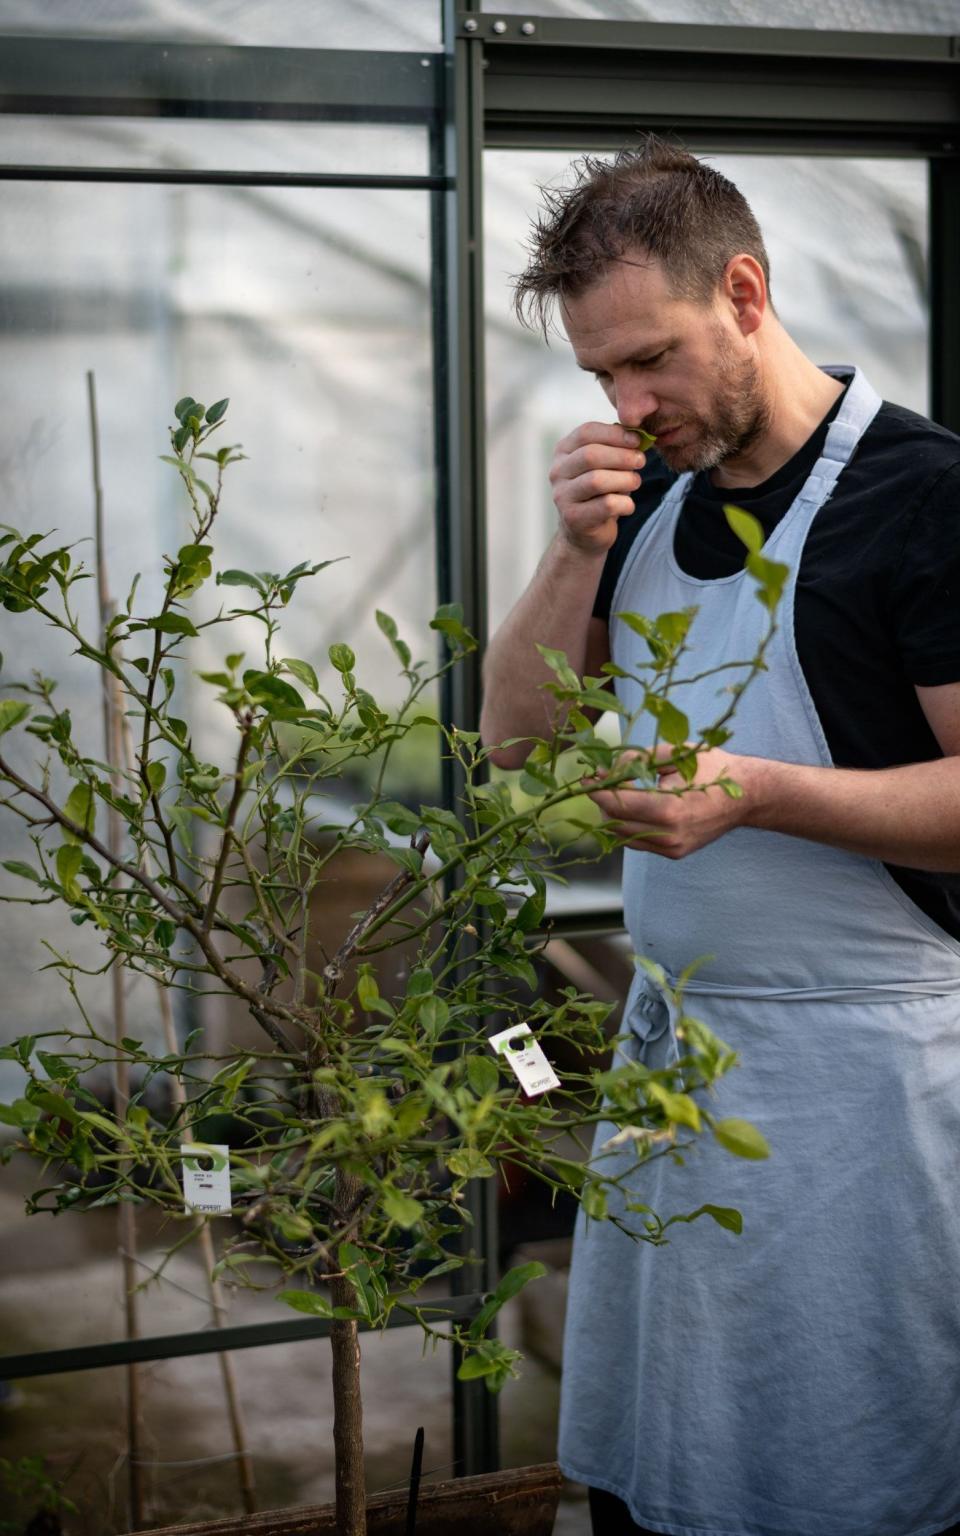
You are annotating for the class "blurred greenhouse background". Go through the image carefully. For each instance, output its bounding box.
[0,0,952,1529]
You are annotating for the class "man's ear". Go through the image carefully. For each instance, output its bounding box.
[721,254,767,338]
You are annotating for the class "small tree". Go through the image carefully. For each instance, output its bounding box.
[0,398,780,1535]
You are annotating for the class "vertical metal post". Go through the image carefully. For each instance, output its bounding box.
[929,150,960,435]
[435,0,499,1478]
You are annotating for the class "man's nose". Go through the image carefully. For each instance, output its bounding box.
[613,383,658,425]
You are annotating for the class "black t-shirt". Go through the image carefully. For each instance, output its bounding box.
[592,385,960,941]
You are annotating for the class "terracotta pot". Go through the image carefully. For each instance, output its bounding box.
[130,1461,562,1536]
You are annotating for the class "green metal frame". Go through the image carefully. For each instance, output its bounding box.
[0,4,958,1486]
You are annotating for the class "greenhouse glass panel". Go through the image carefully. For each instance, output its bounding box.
[0,177,439,1333]
[479,0,958,31]
[0,0,442,51]
[0,1301,456,1523]
[0,116,431,178]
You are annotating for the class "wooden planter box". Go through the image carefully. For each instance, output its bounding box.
[131,1462,562,1536]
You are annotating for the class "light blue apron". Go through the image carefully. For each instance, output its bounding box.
[558,369,960,1536]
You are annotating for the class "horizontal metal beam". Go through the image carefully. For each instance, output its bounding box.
[0,37,442,124]
[475,19,959,155]
[0,1291,485,1382]
[534,909,626,941]
[462,12,960,62]
[0,166,450,190]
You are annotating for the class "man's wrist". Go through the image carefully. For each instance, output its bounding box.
[553,526,615,564]
[735,752,787,831]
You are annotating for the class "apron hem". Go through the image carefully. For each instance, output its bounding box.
[560,1461,960,1536]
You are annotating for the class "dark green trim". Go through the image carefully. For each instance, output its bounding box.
[483,42,960,155]
[460,12,959,62]
[0,1293,486,1382]
[441,0,500,1480]
[930,155,960,434]
[0,37,441,122]
[0,166,451,189]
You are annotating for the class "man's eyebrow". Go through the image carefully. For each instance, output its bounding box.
[576,344,672,373]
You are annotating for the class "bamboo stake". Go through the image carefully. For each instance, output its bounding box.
[87,369,145,1529]
[108,477,258,1510]
[155,982,258,1512]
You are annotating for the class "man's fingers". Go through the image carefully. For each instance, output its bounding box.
[556,420,649,455]
[587,786,670,823]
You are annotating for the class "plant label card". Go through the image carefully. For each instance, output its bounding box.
[489,1023,560,1097]
[181,1142,232,1215]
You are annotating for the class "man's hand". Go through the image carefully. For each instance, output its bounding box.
[550,422,648,555]
[586,745,756,859]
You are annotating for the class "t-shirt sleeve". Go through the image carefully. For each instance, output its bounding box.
[592,458,676,623]
[890,461,960,686]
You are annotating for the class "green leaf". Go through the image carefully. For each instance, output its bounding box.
[282,657,319,693]
[278,1289,333,1318]
[56,844,83,900]
[146,760,166,794]
[357,970,380,1011]
[695,1203,742,1234]
[374,800,421,837]
[329,643,356,675]
[381,1187,424,1228]
[724,503,764,554]
[581,1181,608,1221]
[419,995,449,1037]
[446,1147,495,1179]
[217,569,265,594]
[623,426,657,450]
[514,888,546,934]
[467,1055,499,1097]
[375,610,412,669]
[243,671,305,714]
[457,1352,498,1381]
[534,644,580,690]
[712,1117,770,1160]
[63,782,95,844]
[0,1098,42,1128]
[645,1080,702,1131]
[2,860,42,883]
[174,396,197,422]
[429,603,476,652]
[205,397,229,425]
[406,968,434,999]
[645,696,690,746]
[76,1109,121,1137]
[746,551,789,613]
[130,612,199,638]
[493,1259,547,1307]
[0,699,29,735]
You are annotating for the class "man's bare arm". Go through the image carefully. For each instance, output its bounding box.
[480,421,647,769]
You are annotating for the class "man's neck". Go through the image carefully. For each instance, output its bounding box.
[709,333,845,491]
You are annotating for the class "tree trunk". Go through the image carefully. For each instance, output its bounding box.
[329,1275,366,1536]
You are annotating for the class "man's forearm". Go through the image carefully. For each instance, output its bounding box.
[745,754,960,872]
[480,534,606,767]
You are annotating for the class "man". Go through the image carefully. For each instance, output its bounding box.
[480,138,960,1536]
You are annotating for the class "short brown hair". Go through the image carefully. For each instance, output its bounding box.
[513,136,771,334]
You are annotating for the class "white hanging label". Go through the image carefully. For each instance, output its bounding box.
[489,1023,560,1097]
[181,1142,232,1215]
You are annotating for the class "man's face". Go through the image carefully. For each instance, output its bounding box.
[561,255,769,474]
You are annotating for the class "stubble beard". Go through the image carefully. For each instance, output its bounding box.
[654,335,771,475]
